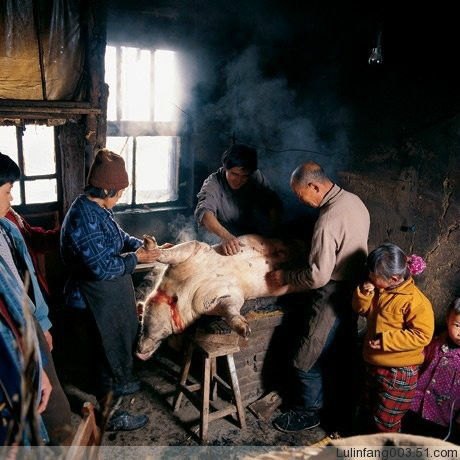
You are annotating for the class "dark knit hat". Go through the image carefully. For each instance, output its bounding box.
[87,149,129,190]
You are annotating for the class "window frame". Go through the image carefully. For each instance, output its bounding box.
[105,44,191,211]
[1,124,62,216]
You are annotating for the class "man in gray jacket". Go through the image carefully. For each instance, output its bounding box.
[267,161,370,433]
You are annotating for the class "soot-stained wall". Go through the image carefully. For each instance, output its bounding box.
[108,1,459,322]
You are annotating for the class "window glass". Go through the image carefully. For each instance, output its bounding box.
[22,125,55,176]
[0,126,18,164]
[154,50,179,122]
[0,125,57,206]
[135,136,179,203]
[24,179,57,204]
[121,47,151,121]
[106,136,134,205]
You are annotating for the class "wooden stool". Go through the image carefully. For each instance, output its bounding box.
[173,334,247,444]
[66,402,101,459]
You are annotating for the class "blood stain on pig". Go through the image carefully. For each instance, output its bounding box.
[152,288,184,332]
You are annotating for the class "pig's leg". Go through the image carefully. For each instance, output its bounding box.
[210,293,251,338]
[156,241,204,265]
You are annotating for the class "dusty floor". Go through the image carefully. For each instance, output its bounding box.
[64,349,330,448]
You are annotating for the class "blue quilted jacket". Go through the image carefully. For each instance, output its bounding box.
[60,194,142,309]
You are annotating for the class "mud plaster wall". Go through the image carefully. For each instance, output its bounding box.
[341,125,459,325]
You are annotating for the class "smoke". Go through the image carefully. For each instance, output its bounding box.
[167,213,220,245]
[167,214,197,243]
[192,45,352,217]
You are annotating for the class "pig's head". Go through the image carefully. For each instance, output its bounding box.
[136,297,174,360]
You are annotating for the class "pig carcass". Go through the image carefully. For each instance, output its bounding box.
[136,234,302,360]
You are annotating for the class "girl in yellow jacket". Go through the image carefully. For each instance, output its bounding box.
[353,243,434,433]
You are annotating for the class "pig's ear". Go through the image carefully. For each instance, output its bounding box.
[143,234,157,250]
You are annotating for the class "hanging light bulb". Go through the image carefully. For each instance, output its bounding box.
[368,30,383,65]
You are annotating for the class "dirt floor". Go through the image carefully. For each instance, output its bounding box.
[57,325,459,455]
[63,348,331,448]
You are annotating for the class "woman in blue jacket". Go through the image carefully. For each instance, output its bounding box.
[61,149,161,432]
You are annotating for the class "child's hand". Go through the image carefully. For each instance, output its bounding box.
[361,281,375,295]
[368,337,382,350]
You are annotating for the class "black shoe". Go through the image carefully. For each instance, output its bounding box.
[106,410,149,432]
[112,379,141,397]
[273,409,320,433]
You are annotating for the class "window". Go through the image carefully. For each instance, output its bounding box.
[0,125,58,207]
[105,45,184,206]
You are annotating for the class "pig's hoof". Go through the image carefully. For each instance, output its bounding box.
[236,321,251,338]
[228,315,251,338]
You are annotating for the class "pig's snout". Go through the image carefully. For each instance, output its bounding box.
[136,337,157,360]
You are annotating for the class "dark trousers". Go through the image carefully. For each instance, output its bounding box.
[292,280,355,433]
[295,317,340,413]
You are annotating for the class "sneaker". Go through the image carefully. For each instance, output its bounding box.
[106,410,149,432]
[112,379,141,397]
[273,409,320,433]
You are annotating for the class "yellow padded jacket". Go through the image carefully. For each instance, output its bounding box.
[352,277,434,367]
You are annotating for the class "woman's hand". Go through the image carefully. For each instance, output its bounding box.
[135,246,161,264]
[37,370,52,414]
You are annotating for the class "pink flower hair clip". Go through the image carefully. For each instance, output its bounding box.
[407,254,426,276]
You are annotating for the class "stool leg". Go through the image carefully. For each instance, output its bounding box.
[210,357,217,401]
[200,356,211,444]
[173,341,194,412]
[226,354,246,429]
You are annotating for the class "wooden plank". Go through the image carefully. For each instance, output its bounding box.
[0,100,101,115]
[207,405,237,422]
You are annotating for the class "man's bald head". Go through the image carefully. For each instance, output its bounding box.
[290,161,329,188]
[290,161,333,208]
